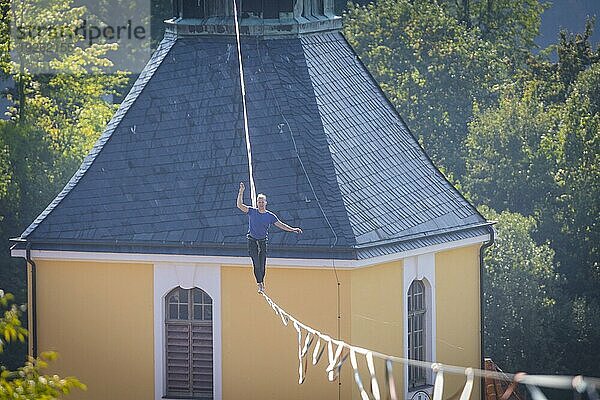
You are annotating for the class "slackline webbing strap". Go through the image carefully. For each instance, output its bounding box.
[232,0,256,207]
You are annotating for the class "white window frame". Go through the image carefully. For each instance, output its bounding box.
[403,254,436,399]
[154,263,222,400]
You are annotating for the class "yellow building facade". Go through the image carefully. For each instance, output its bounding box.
[15,237,485,400]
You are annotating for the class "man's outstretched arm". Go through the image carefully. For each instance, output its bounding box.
[274,221,302,234]
[237,182,249,213]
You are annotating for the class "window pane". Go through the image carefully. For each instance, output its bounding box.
[179,305,188,320]
[194,305,202,320]
[179,288,189,303]
[204,305,212,320]
[169,304,178,319]
[193,289,202,304]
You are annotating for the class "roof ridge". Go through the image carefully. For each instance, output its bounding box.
[20,34,178,239]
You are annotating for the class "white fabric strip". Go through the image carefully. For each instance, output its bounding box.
[432,364,444,400]
[294,321,305,384]
[301,332,313,357]
[527,385,549,400]
[460,368,474,400]
[350,349,370,400]
[385,359,398,400]
[366,351,381,400]
[231,0,256,206]
[312,338,323,365]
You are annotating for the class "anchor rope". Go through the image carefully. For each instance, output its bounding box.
[232,0,256,207]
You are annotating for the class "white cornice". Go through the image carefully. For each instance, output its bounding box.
[11,234,490,269]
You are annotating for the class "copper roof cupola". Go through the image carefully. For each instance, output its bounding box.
[167,0,340,36]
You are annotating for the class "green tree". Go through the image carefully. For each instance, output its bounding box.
[0,290,85,399]
[564,296,600,377]
[480,206,564,373]
[0,0,128,188]
[343,0,545,178]
[4,0,128,119]
[343,0,507,178]
[0,0,128,366]
[466,24,600,375]
[465,23,599,298]
[464,90,561,216]
[440,0,545,63]
[0,121,56,368]
[551,62,599,299]
[523,20,600,105]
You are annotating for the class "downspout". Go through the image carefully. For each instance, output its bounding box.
[25,242,37,358]
[479,225,495,400]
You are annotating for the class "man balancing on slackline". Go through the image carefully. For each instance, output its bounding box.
[237,182,302,293]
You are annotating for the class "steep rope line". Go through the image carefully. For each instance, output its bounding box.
[232,0,256,207]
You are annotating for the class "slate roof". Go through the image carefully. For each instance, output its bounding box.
[15,31,491,259]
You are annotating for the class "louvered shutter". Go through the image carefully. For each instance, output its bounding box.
[191,322,213,396]
[166,322,192,396]
[165,287,213,399]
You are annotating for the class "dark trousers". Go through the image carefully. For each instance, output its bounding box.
[248,236,267,283]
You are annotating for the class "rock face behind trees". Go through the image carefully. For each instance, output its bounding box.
[344,0,599,377]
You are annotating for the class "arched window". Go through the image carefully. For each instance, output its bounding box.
[408,280,426,389]
[165,287,213,399]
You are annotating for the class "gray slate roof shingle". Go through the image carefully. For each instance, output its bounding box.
[16,32,491,259]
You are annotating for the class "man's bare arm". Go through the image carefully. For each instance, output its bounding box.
[237,182,249,213]
[274,221,302,234]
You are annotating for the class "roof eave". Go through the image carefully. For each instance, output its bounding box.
[10,238,357,260]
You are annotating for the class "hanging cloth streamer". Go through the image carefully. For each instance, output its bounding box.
[313,338,325,365]
[294,321,307,384]
[432,363,445,400]
[459,368,474,400]
[350,349,370,400]
[385,359,398,400]
[231,0,256,207]
[366,351,382,400]
[325,338,344,382]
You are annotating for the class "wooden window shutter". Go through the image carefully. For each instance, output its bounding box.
[166,287,213,399]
